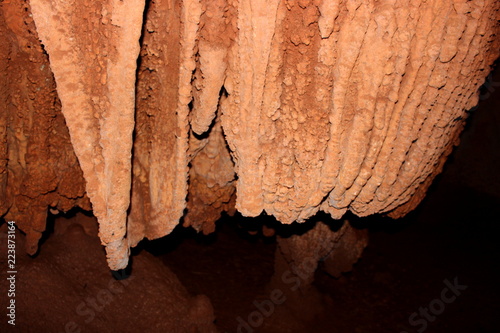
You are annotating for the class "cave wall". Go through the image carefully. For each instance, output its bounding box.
[1,0,499,270]
[0,1,90,256]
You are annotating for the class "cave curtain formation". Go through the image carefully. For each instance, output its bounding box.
[0,0,499,269]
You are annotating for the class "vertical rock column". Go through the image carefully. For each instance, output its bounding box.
[184,0,237,234]
[29,0,145,269]
[127,0,202,247]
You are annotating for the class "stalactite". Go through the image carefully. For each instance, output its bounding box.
[28,0,145,269]
[1,0,498,269]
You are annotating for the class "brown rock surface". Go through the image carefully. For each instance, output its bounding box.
[28,0,145,270]
[0,0,89,256]
[0,213,218,332]
[127,0,202,250]
[222,0,500,223]
[0,0,499,269]
[185,111,236,235]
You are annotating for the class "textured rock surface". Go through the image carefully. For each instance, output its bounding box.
[185,112,236,235]
[1,0,499,269]
[128,0,202,249]
[221,0,500,223]
[0,214,218,332]
[28,0,145,269]
[0,0,90,256]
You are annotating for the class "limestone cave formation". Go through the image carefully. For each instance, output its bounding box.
[1,0,499,332]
